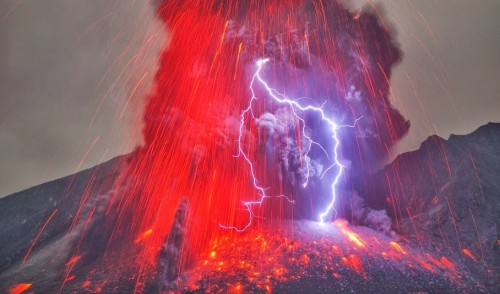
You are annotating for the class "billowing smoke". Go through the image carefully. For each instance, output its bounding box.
[349,192,395,237]
[119,0,409,255]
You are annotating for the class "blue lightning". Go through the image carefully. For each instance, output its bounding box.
[221,58,361,231]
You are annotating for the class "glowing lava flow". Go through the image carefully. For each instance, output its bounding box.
[222,58,361,231]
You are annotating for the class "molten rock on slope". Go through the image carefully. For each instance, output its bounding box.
[182,220,490,293]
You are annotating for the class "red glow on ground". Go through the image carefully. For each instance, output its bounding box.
[335,219,365,247]
[342,255,364,273]
[8,283,32,294]
[178,221,467,292]
[440,257,456,272]
[65,255,82,267]
[81,280,91,288]
[462,249,476,261]
[390,242,407,255]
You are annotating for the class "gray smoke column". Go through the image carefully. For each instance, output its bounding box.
[157,198,189,292]
[224,1,409,219]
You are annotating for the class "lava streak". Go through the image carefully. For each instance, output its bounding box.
[8,284,32,294]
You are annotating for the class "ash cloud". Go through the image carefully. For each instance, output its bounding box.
[349,192,395,237]
[256,108,324,186]
[157,198,189,292]
[147,1,409,224]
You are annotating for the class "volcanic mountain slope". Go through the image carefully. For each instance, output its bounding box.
[0,123,498,293]
[0,155,129,292]
[363,122,499,289]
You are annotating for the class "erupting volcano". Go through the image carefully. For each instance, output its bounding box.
[109,0,410,283]
[1,1,498,293]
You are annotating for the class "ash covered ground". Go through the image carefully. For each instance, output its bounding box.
[0,123,498,293]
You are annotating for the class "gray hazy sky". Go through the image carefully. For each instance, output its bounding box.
[345,0,500,158]
[1,0,499,197]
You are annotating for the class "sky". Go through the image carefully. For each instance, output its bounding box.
[345,0,500,158]
[0,0,499,197]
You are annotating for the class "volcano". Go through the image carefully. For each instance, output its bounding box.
[1,1,499,293]
[0,123,498,293]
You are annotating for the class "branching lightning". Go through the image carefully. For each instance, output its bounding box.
[221,58,361,231]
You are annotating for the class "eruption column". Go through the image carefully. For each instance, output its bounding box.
[222,58,362,231]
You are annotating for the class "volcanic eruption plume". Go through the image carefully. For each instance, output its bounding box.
[107,0,410,278]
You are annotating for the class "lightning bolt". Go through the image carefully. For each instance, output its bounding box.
[221,58,361,231]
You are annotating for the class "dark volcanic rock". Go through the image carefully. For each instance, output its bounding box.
[157,198,189,292]
[363,123,500,291]
[0,155,128,292]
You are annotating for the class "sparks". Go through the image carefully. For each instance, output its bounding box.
[222,58,361,231]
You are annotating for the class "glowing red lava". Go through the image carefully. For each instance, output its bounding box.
[106,0,406,269]
[183,221,468,292]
